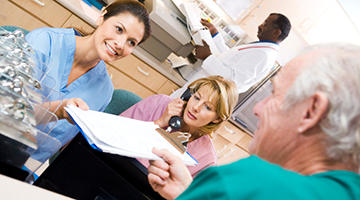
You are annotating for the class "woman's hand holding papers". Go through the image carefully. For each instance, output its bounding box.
[154,98,184,128]
[148,148,192,200]
[56,98,89,124]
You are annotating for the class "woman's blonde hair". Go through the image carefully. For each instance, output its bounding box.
[181,75,238,136]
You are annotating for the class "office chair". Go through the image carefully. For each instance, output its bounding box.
[104,89,143,115]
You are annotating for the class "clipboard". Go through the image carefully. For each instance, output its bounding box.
[156,128,190,154]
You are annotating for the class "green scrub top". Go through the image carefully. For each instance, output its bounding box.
[177,156,360,200]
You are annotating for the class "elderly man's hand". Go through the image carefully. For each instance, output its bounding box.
[148,148,193,200]
[195,40,212,60]
[200,18,218,36]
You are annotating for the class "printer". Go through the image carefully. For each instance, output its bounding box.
[140,0,194,61]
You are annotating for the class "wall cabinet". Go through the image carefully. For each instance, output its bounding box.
[109,54,180,96]
[61,14,95,33]
[0,0,48,30]
[10,0,72,27]
[156,80,180,95]
[107,66,155,99]
[301,1,360,45]
[238,0,300,41]
[235,0,264,24]
[109,54,168,92]
[286,0,330,35]
[211,121,252,166]
[217,143,250,166]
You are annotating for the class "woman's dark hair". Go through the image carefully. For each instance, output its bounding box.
[103,0,151,44]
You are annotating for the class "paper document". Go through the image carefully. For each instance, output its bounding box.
[168,53,191,68]
[180,2,220,55]
[65,105,198,166]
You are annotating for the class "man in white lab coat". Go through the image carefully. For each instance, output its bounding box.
[171,13,291,98]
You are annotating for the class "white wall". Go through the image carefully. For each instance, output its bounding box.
[277,29,308,66]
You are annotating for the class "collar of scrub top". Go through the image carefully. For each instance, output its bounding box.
[251,40,279,45]
[73,28,82,36]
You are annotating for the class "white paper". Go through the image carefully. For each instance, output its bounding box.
[65,105,197,166]
[192,29,221,55]
[180,2,203,31]
[180,2,220,55]
[168,53,191,68]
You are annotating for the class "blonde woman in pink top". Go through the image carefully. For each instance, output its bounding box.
[120,75,238,177]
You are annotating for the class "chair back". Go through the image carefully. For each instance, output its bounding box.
[104,89,143,115]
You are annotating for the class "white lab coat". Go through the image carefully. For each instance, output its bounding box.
[170,34,279,98]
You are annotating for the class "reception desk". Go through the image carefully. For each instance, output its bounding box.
[34,133,164,200]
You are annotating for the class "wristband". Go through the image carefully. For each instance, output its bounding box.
[212,32,219,38]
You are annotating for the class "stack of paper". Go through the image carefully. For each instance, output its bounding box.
[179,2,220,55]
[65,105,198,166]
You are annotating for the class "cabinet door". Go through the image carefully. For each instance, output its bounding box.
[288,0,331,34]
[236,133,253,153]
[211,134,231,156]
[61,14,95,34]
[238,0,301,40]
[0,0,47,30]
[107,66,155,99]
[156,80,180,95]
[10,0,71,27]
[217,143,249,166]
[212,123,252,166]
[301,1,360,45]
[109,54,167,92]
[235,0,263,24]
[215,121,247,144]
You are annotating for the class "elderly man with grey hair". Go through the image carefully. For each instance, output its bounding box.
[147,43,360,200]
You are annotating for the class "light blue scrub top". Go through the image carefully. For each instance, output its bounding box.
[26,27,114,162]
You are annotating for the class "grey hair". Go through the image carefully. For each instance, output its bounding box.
[283,43,360,171]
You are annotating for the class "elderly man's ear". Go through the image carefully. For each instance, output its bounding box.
[298,92,328,133]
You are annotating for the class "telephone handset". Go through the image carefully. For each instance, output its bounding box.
[167,88,193,132]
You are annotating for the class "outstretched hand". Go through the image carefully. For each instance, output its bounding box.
[154,98,184,128]
[194,39,211,60]
[56,98,89,124]
[148,148,193,200]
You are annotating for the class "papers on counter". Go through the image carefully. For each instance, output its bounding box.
[65,105,198,166]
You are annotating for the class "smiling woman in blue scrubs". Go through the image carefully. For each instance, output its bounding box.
[25,0,151,162]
